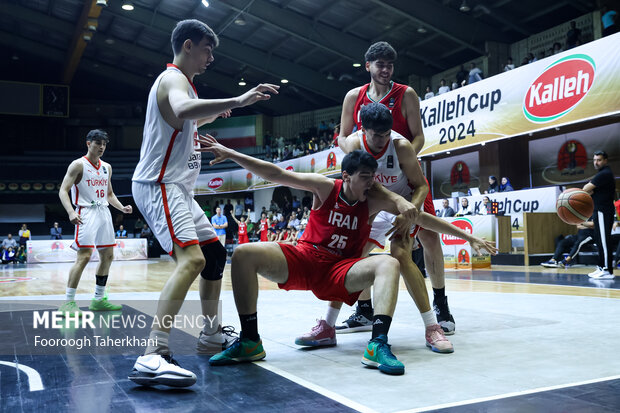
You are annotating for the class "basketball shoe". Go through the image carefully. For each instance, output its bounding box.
[295,319,337,347]
[335,310,373,333]
[209,336,265,365]
[89,296,122,311]
[541,259,561,268]
[589,267,614,279]
[433,295,456,335]
[196,325,238,355]
[425,324,454,353]
[361,334,404,375]
[58,301,83,318]
[129,354,196,387]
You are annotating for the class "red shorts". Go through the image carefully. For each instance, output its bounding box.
[423,176,436,217]
[260,230,268,242]
[238,234,249,244]
[277,242,365,306]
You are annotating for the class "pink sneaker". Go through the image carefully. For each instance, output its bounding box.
[295,319,337,347]
[425,324,454,353]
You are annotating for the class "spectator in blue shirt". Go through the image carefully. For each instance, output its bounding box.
[50,222,63,240]
[211,207,228,246]
[116,225,128,238]
[499,177,514,192]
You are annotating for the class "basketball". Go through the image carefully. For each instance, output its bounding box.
[556,188,594,224]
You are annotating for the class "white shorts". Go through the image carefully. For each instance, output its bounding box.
[368,210,419,249]
[72,205,115,250]
[132,181,218,253]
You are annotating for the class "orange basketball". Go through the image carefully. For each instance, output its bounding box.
[556,188,593,224]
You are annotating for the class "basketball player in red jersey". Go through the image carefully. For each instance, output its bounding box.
[338,41,456,335]
[258,212,269,241]
[230,214,249,244]
[197,135,496,375]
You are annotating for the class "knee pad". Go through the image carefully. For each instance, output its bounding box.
[200,241,226,280]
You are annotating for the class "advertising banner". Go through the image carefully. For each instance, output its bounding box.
[418,33,620,157]
[27,239,148,263]
[195,147,343,194]
[430,152,481,198]
[439,216,496,269]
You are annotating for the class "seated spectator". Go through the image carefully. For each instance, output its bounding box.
[116,225,128,238]
[16,246,26,264]
[499,177,514,192]
[503,57,515,72]
[424,86,434,100]
[486,176,499,194]
[455,198,474,216]
[602,6,618,37]
[288,214,300,230]
[451,81,458,91]
[437,79,450,95]
[134,217,144,237]
[2,234,17,251]
[541,221,594,268]
[468,62,483,84]
[50,222,63,240]
[456,64,468,87]
[552,42,563,54]
[438,199,455,217]
[477,196,492,215]
[527,52,536,63]
[565,21,581,49]
[140,224,153,239]
[275,215,287,231]
[18,224,31,247]
[297,223,306,240]
[2,247,16,264]
[521,56,530,66]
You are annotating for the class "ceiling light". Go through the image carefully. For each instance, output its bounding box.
[105,38,115,44]
[202,0,210,7]
[83,33,92,42]
[87,19,98,31]
[122,1,134,11]
[326,72,335,80]
[234,15,247,25]
[459,0,470,12]
[352,63,361,67]
[417,27,427,33]
[96,0,108,7]
[11,55,19,61]
[280,79,289,84]
[238,78,246,86]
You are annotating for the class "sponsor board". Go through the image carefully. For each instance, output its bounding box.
[27,239,147,263]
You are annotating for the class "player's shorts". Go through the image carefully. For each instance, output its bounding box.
[238,234,249,244]
[132,182,218,253]
[277,242,365,306]
[260,231,268,242]
[369,187,435,249]
[72,205,115,250]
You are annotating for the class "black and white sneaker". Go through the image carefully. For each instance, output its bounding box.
[129,354,196,387]
[433,296,456,335]
[335,311,373,334]
[197,325,238,355]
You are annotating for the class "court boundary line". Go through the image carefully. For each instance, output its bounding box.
[394,374,620,413]
[257,362,379,413]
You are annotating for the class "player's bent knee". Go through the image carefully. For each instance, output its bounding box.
[200,241,226,280]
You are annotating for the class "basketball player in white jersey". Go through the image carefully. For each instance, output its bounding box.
[58,129,132,316]
[129,19,278,388]
[297,103,453,353]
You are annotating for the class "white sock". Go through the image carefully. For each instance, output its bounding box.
[202,319,220,335]
[421,310,437,328]
[325,306,341,327]
[94,285,105,300]
[146,330,170,355]
[66,287,76,302]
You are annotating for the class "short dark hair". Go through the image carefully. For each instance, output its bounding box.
[360,102,393,132]
[594,151,608,159]
[171,19,219,55]
[341,150,378,175]
[86,129,109,142]
[364,41,397,62]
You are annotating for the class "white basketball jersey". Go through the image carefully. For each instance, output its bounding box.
[71,157,110,207]
[357,130,412,199]
[132,64,200,192]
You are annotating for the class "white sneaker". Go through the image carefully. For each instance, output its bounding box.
[128,354,196,387]
[196,325,237,355]
[588,266,604,278]
[589,269,614,279]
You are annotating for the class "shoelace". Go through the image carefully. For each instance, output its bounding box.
[221,325,238,339]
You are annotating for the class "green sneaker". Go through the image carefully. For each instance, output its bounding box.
[361,335,405,375]
[89,297,122,311]
[209,337,265,366]
[58,301,83,318]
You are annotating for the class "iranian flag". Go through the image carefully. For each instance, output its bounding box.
[199,115,256,149]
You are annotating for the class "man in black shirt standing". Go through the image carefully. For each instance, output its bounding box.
[583,151,615,279]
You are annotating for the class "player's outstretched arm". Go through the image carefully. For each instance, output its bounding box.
[416,212,498,255]
[368,182,419,239]
[59,161,83,225]
[196,134,334,202]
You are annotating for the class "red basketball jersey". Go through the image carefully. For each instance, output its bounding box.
[238,222,247,236]
[259,218,268,241]
[298,179,370,258]
[353,82,412,141]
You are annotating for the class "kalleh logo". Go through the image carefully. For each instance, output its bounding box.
[441,219,472,245]
[208,177,223,189]
[523,54,595,123]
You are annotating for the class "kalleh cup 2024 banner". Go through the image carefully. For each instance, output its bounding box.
[195,147,343,194]
[418,33,620,157]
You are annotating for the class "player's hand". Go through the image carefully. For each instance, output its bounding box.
[218,109,232,119]
[386,214,412,240]
[576,223,587,229]
[237,84,279,107]
[195,134,233,165]
[613,222,619,231]
[69,211,82,226]
[122,205,133,214]
[470,237,498,256]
